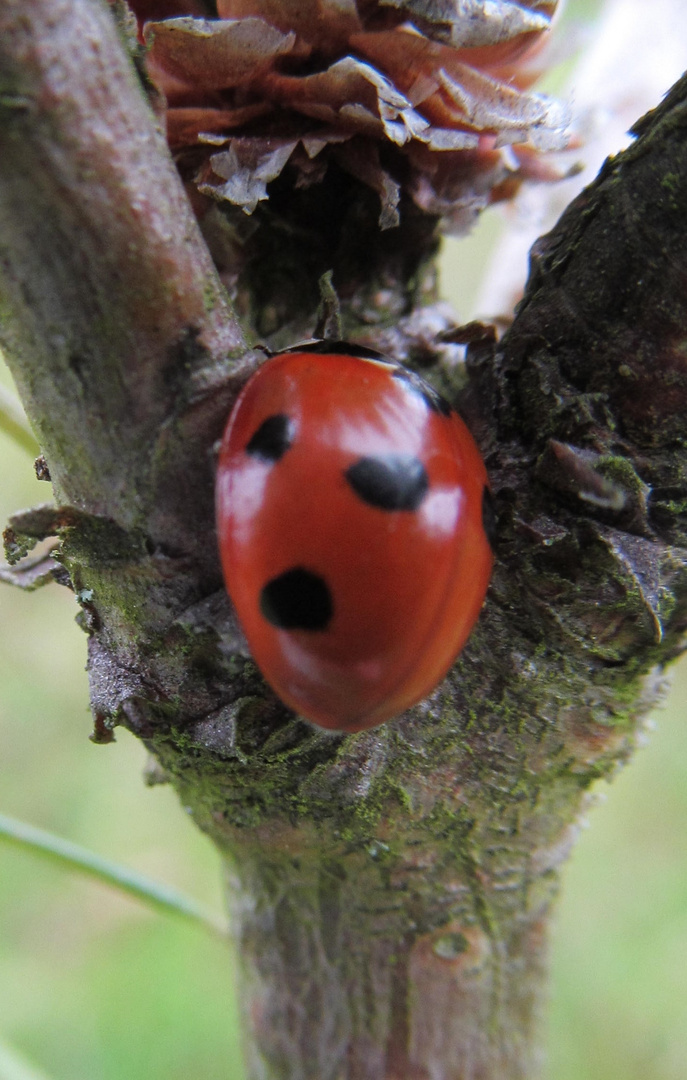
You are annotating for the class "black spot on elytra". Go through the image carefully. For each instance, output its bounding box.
[392,368,452,416]
[346,454,429,512]
[246,414,294,462]
[260,567,333,631]
[482,487,497,547]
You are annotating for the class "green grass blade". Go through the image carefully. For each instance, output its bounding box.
[0,812,227,939]
[0,386,39,458]
[0,1035,55,1080]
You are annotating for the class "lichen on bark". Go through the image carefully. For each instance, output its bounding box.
[1,3,687,1079]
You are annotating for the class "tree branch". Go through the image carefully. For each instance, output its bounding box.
[0,0,245,573]
[1,4,686,1079]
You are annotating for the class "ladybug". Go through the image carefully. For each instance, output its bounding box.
[215,342,493,733]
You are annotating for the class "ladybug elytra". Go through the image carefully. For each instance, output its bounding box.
[215,344,493,733]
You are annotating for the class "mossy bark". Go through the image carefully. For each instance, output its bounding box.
[1,4,687,1078]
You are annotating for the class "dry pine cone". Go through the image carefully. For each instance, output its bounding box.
[118,0,569,230]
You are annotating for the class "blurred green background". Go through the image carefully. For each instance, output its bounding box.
[1,1,686,1077]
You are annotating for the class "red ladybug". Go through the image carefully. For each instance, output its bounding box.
[215,343,493,733]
